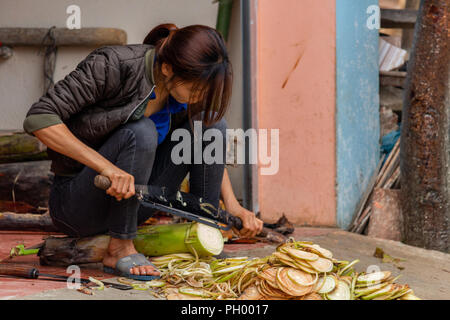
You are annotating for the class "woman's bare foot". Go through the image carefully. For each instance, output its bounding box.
[103,238,160,276]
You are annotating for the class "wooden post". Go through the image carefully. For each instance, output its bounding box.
[401,0,449,252]
[0,28,127,47]
[401,0,421,55]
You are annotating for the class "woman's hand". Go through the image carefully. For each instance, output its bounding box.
[228,204,264,238]
[220,168,263,238]
[100,166,136,201]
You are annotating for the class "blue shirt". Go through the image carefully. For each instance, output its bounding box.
[148,91,188,144]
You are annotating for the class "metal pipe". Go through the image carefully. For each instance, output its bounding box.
[241,0,258,212]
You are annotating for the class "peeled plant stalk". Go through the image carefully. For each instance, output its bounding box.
[361,284,395,300]
[354,282,391,297]
[315,275,337,294]
[356,271,391,287]
[179,287,212,298]
[88,277,104,291]
[286,248,319,261]
[276,267,313,296]
[398,292,421,300]
[338,259,359,276]
[326,280,351,300]
[307,257,334,273]
[287,268,318,287]
[134,222,224,257]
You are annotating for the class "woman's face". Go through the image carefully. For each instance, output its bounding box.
[169,81,198,104]
[161,63,201,104]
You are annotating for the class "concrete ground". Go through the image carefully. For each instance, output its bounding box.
[1,228,448,300]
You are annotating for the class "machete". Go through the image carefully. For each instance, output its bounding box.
[94,175,243,231]
[0,264,133,290]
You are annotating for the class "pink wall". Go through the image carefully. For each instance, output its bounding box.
[257,0,336,226]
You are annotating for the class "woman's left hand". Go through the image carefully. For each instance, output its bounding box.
[228,205,264,238]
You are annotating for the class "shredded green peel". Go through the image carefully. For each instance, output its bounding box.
[88,277,104,290]
[9,244,39,258]
[120,240,420,301]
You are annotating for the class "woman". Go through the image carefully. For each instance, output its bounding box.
[23,24,263,280]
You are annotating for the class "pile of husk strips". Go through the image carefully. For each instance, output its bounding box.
[115,239,420,300]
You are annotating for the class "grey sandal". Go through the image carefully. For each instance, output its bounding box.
[103,253,161,281]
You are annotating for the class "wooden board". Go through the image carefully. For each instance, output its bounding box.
[381,9,418,29]
[0,28,127,47]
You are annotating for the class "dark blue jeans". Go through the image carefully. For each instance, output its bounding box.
[48,116,227,239]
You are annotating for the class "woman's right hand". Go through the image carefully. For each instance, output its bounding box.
[100,166,136,201]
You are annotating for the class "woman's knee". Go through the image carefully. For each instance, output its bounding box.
[122,117,159,153]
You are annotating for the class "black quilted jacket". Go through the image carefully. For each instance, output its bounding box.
[24,44,187,175]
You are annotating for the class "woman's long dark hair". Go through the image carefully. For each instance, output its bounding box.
[144,23,232,126]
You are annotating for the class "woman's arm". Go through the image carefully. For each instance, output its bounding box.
[221,168,263,237]
[34,123,135,201]
[24,49,120,126]
[24,48,133,201]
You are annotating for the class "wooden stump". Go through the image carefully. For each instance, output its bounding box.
[39,235,110,266]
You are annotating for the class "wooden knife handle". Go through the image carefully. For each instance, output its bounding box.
[94,175,112,190]
[0,264,39,279]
